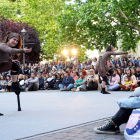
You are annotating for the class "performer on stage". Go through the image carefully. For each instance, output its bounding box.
[96,45,131,94]
[0,32,32,116]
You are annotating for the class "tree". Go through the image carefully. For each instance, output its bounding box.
[0,0,67,59]
[56,0,140,51]
[0,16,41,63]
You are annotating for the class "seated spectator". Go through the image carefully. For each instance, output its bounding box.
[57,66,65,74]
[54,74,62,89]
[115,57,121,66]
[43,74,49,81]
[18,74,26,91]
[38,73,44,90]
[71,70,87,91]
[109,62,113,68]
[121,56,128,66]
[106,68,120,91]
[23,63,30,75]
[71,71,79,81]
[92,57,97,69]
[66,67,72,75]
[50,67,57,75]
[86,59,92,66]
[6,75,12,92]
[116,64,120,69]
[117,68,124,84]
[128,61,135,68]
[132,56,139,66]
[73,70,87,91]
[59,71,74,91]
[75,60,81,70]
[46,74,57,90]
[86,69,100,91]
[94,92,138,134]
[119,62,126,69]
[57,61,63,71]
[0,75,8,92]
[119,68,138,91]
[135,67,140,86]
[25,72,39,91]
[45,73,53,88]
[120,75,133,91]
[111,57,116,65]
[66,60,73,69]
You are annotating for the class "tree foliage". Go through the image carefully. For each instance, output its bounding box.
[0,0,140,62]
[0,16,41,63]
[57,0,140,51]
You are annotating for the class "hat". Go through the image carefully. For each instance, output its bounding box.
[8,32,20,41]
[5,32,22,55]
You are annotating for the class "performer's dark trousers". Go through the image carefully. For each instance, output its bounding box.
[0,61,19,74]
[112,108,133,126]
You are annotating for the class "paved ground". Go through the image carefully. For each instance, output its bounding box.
[0,90,132,140]
[29,120,126,140]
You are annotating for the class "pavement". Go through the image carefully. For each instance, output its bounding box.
[0,90,133,140]
[29,120,126,140]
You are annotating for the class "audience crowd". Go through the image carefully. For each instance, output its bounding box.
[0,54,140,92]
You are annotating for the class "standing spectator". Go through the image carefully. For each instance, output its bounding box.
[25,72,39,91]
[38,73,44,90]
[59,71,74,91]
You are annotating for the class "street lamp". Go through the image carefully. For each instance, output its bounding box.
[21,27,27,68]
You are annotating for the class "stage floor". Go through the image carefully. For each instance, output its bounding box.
[0,90,132,140]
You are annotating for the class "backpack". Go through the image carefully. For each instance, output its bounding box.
[124,109,140,140]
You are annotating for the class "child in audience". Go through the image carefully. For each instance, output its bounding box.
[121,75,132,91]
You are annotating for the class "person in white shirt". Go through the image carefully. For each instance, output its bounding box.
[25,72,39,91]
[92,57,97,69]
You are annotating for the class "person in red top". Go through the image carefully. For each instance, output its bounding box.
[0,32,32,115]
